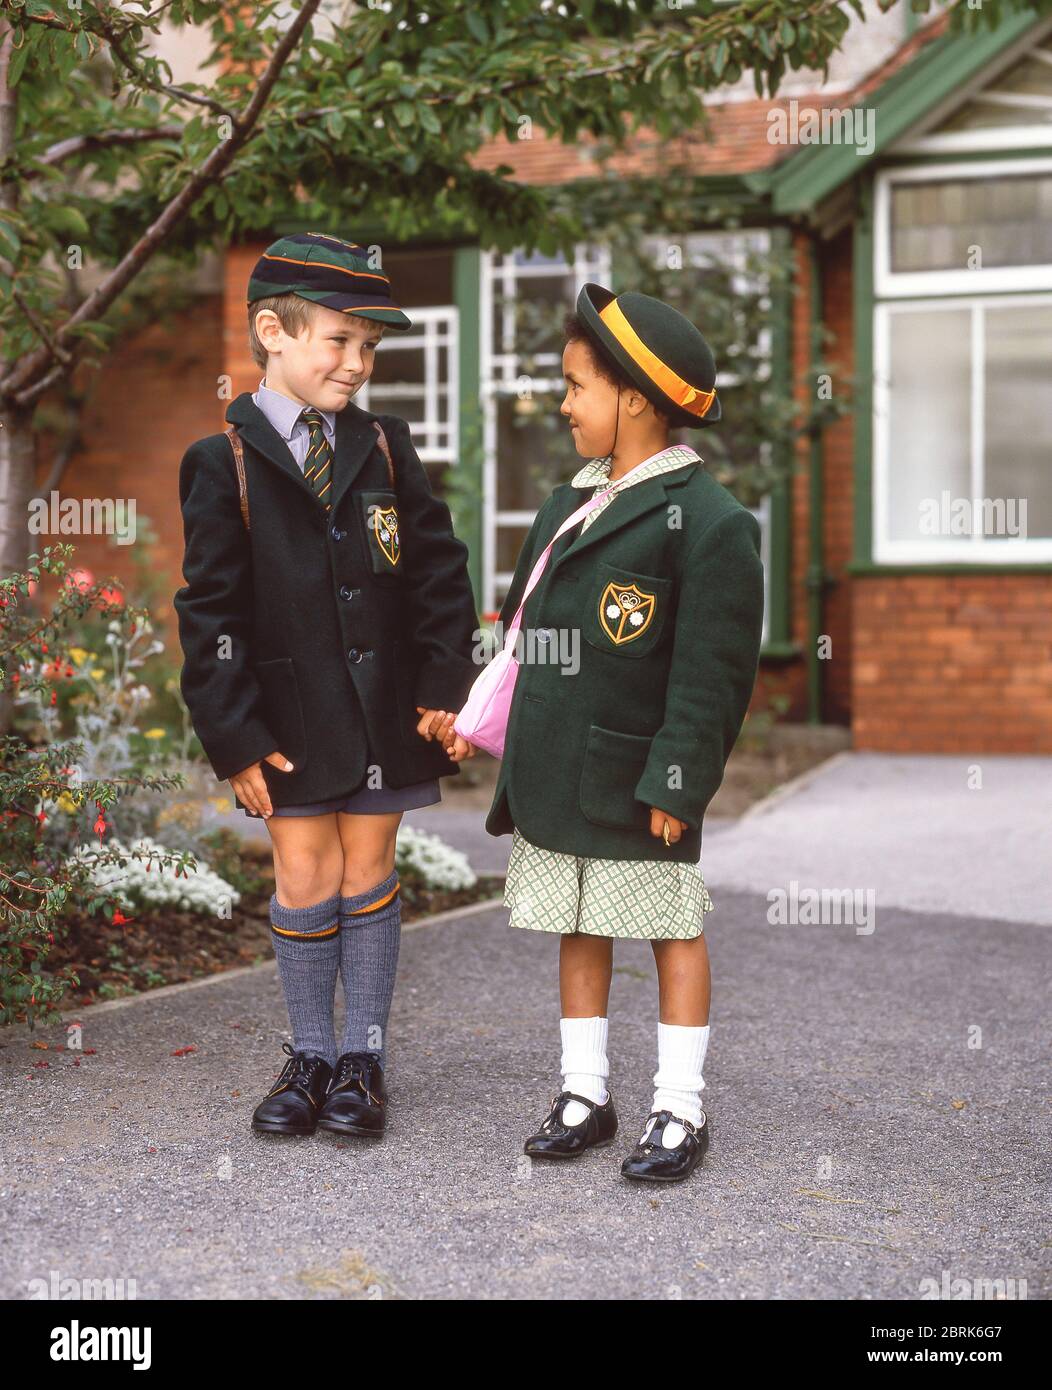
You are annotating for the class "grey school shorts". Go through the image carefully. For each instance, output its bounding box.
[241,777,442,818]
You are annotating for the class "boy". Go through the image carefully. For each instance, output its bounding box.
[174,233,478,1139]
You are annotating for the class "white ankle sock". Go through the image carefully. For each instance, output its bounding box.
[559,1015,609,1125]
[644,1022,709,1148]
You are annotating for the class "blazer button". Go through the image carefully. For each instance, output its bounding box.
[347,647,363,664]
[339,585,355,601]
[331,526,344,540]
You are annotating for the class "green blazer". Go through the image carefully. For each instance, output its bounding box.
[484,461,765,862]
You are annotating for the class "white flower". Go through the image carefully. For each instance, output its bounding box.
[605,603,620,620]
[70,836,240,915]
[395,825,476,891]
[629,611,644,626]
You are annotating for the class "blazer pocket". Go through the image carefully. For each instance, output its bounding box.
[253,657,309,771]
[358,490,403,579]
[578,724,653,831]
[583,562,672,659]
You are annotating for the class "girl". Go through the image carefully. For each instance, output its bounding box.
[447,283,764,1182]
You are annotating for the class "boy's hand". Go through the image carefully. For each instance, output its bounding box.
[415,706,455,745]
[445,733,477,762]
[414,707,475,762]
[649,808,687,845]
[230,750,294,819]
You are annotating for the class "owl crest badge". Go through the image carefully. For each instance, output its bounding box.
[372,504,400,566]
[599,581,656,645]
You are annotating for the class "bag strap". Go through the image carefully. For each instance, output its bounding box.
[371,420,396,490]
[225,425,250,531]
[503,459,658,645]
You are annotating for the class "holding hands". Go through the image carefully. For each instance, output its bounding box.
[415,707,476,762]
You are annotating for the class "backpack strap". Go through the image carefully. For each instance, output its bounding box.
[372,420,396,490]
[226,419,393,527]
[225,425,250,531]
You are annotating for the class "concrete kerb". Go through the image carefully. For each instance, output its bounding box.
[737,747,854,821]
[0,894,506,1042]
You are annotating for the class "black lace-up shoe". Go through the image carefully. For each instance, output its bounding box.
[620,1108,710,1182]
[523,1090,618,1159]
[316,1051,387,1137]
[251,1042,333,1136]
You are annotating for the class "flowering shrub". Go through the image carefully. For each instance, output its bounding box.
[395,824,476,893]
[0,544,195,1027]
[70,836,240,917]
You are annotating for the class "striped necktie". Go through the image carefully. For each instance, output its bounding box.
[300,408,333,510]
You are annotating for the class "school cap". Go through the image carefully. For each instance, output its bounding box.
[247,232,412,330]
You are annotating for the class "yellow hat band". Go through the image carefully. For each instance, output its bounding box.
[598,299,717,419]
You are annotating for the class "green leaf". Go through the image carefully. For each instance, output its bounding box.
[392,102,415,128]
[7,37,31,88]
[465,10,489,45]
[712,40,729,79]
[0,221,20,259]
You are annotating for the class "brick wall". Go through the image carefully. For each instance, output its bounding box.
[853,576,1052,753]
[38,295,225,629]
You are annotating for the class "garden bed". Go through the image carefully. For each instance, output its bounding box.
[38,838,504,1010]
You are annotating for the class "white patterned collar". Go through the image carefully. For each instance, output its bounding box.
[570,443,701,491]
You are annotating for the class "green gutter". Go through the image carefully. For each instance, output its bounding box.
[805,234,827,726]
[452,245,483,605]
[766,223,793,649]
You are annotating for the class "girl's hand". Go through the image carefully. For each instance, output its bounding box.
[649,808,687,845]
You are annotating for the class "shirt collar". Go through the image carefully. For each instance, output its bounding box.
[570,443,701,490]
[254,379,336,440]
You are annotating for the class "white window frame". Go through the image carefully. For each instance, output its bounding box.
[357,305,459,466]
[873,156,1052,298]
[480,244,611,615]
[873,290,1052,563]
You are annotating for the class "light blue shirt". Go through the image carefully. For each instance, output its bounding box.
[252,379,337,473]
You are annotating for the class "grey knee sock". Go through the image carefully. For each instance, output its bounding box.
[338,869,401,1067]
[269,892,341,1067]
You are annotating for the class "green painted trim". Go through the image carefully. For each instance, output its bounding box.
[853,178,875,569]
[847,562,1052,576]
[769,8,1046,214]
[452,245,483,607]
[759,641,804,661]
[767,224,793,648]
[805,235,825,726]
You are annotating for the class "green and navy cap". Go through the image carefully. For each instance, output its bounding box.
[247,232,412,330]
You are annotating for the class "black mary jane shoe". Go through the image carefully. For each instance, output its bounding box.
[251,1042,333,1137]
[316,1051,387,1137]
[523,1089,618,1159]
[620,1108,710,1183]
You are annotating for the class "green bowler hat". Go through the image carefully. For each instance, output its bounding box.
[576,283,721,429]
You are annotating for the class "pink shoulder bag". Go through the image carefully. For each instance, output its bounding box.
[453,466,648,759]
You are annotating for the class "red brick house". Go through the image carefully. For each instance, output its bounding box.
[61,5,1052,754]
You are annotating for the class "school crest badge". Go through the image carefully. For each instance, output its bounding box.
[598,581,657,646]
[371,504,400,567]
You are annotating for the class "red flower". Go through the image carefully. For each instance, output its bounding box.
[112,909,132,926]
[93,811,107,838]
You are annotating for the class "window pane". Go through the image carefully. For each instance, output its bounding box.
[494,395,578,511]
[984,303,1052,538]
[890,174,1052,272]
[496,525,532,573]
[886,309,971,543]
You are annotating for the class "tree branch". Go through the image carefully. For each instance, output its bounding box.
[3,0,325,408]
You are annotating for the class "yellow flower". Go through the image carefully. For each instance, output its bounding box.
[143,728,167,739]
[68,647,88,666]
[91,667,105,679]
[210,797,233,815]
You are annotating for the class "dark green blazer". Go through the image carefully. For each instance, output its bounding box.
[484,461,765,862]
